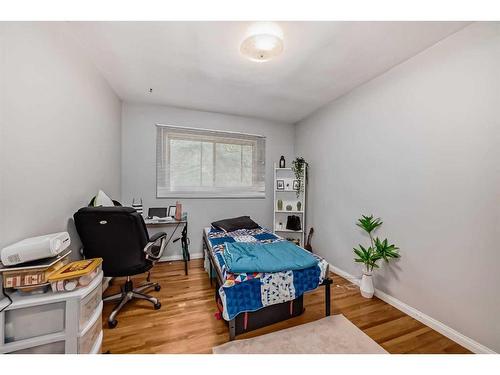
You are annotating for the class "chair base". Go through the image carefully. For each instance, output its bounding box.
[103,276,161,328]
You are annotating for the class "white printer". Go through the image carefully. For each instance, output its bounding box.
[1,232,71,266]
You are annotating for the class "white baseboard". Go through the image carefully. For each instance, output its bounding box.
[159,252,204,262]
[329,263,497,354]
[329,264,361,286]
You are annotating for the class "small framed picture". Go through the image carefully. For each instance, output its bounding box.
[168,205,177,218]
[276,179,285,190]
[293,179,300,191]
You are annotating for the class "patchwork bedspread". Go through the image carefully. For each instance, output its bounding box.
[205,227,329,320]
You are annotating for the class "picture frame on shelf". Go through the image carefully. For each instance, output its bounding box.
[276,179,285,190]
[293,179,300,191]
[168,205,177,218]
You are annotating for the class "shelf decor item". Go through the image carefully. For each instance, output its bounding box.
[286,215,301,231]
[286,204,293,211]
[276,179,285,190]
[279,155,286,168]
[131,198,143,215]
[277,199,283,211]
[296,201,302,211]
[291,157,308,198]
[175,201,182,221]
[353,215,400,298]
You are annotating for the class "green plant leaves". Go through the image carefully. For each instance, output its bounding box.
[356,215,383,234]
[353,244,381,271]
[291,157,308,198]
[353,215,400,271]
[374,237,400,262]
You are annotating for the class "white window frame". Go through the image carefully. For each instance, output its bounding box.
[156,124,266,198]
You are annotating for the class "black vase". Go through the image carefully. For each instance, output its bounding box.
[279,156,285,168]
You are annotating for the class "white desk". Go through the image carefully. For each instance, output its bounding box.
[144,219,190,275]
[144,218,186,225]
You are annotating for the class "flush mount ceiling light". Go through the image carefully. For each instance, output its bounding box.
[240,22,284,62]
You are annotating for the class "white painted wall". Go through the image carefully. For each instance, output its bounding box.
[121,103,295,258]
[0,23,122,253]
[295,22,500,352]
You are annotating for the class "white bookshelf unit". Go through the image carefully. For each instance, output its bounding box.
[273,163,306,246]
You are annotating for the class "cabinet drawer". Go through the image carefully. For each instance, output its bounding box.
[4,302,65,343]
[10,340,65,354]
[78,311,102,354]
[79,283,102,331]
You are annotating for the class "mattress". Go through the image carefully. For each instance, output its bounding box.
[204,226,329,320]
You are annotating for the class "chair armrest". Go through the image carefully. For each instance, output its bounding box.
[144,232,167,261]
[150,232,166,243]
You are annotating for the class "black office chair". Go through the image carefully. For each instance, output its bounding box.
[74,206,167,328]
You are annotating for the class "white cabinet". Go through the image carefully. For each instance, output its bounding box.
[0,272,103,354]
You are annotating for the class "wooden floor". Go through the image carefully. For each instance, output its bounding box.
[101,259,470,354]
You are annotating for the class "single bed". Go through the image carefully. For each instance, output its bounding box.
[203,226,333,340]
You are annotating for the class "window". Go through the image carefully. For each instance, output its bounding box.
[156,125,266,198]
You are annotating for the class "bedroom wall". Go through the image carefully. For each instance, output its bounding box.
[0,23,122,254]
[121,103,295,258]
[294,22,500,352]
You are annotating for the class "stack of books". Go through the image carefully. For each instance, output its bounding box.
[0,249,71,293]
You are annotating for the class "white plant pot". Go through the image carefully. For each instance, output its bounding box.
[360,272,374,299]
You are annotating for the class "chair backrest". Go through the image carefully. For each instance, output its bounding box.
[74,206,150,277]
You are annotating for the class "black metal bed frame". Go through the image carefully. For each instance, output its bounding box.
[202,233,333,341]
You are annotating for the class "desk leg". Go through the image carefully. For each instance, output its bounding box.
[186,224,190,261]
[183,222,189,275]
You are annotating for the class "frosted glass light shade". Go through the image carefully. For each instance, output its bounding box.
[240,22,284,62]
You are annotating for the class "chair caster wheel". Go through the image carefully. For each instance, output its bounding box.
[154,285,161,292]
[154,302,161,310]
[108,319,118,329]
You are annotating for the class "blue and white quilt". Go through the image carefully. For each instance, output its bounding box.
[205,227,328,320]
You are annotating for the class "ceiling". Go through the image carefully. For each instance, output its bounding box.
[67,21,470,123]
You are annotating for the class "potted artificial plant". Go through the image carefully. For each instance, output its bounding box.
[353,215,400,298]
[291,157,308,198]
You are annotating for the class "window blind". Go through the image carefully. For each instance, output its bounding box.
[156,125,266,198]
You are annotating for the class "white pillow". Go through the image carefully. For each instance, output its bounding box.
[94,190,114,207]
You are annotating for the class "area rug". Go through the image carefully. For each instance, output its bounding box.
[212,314,388,354]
